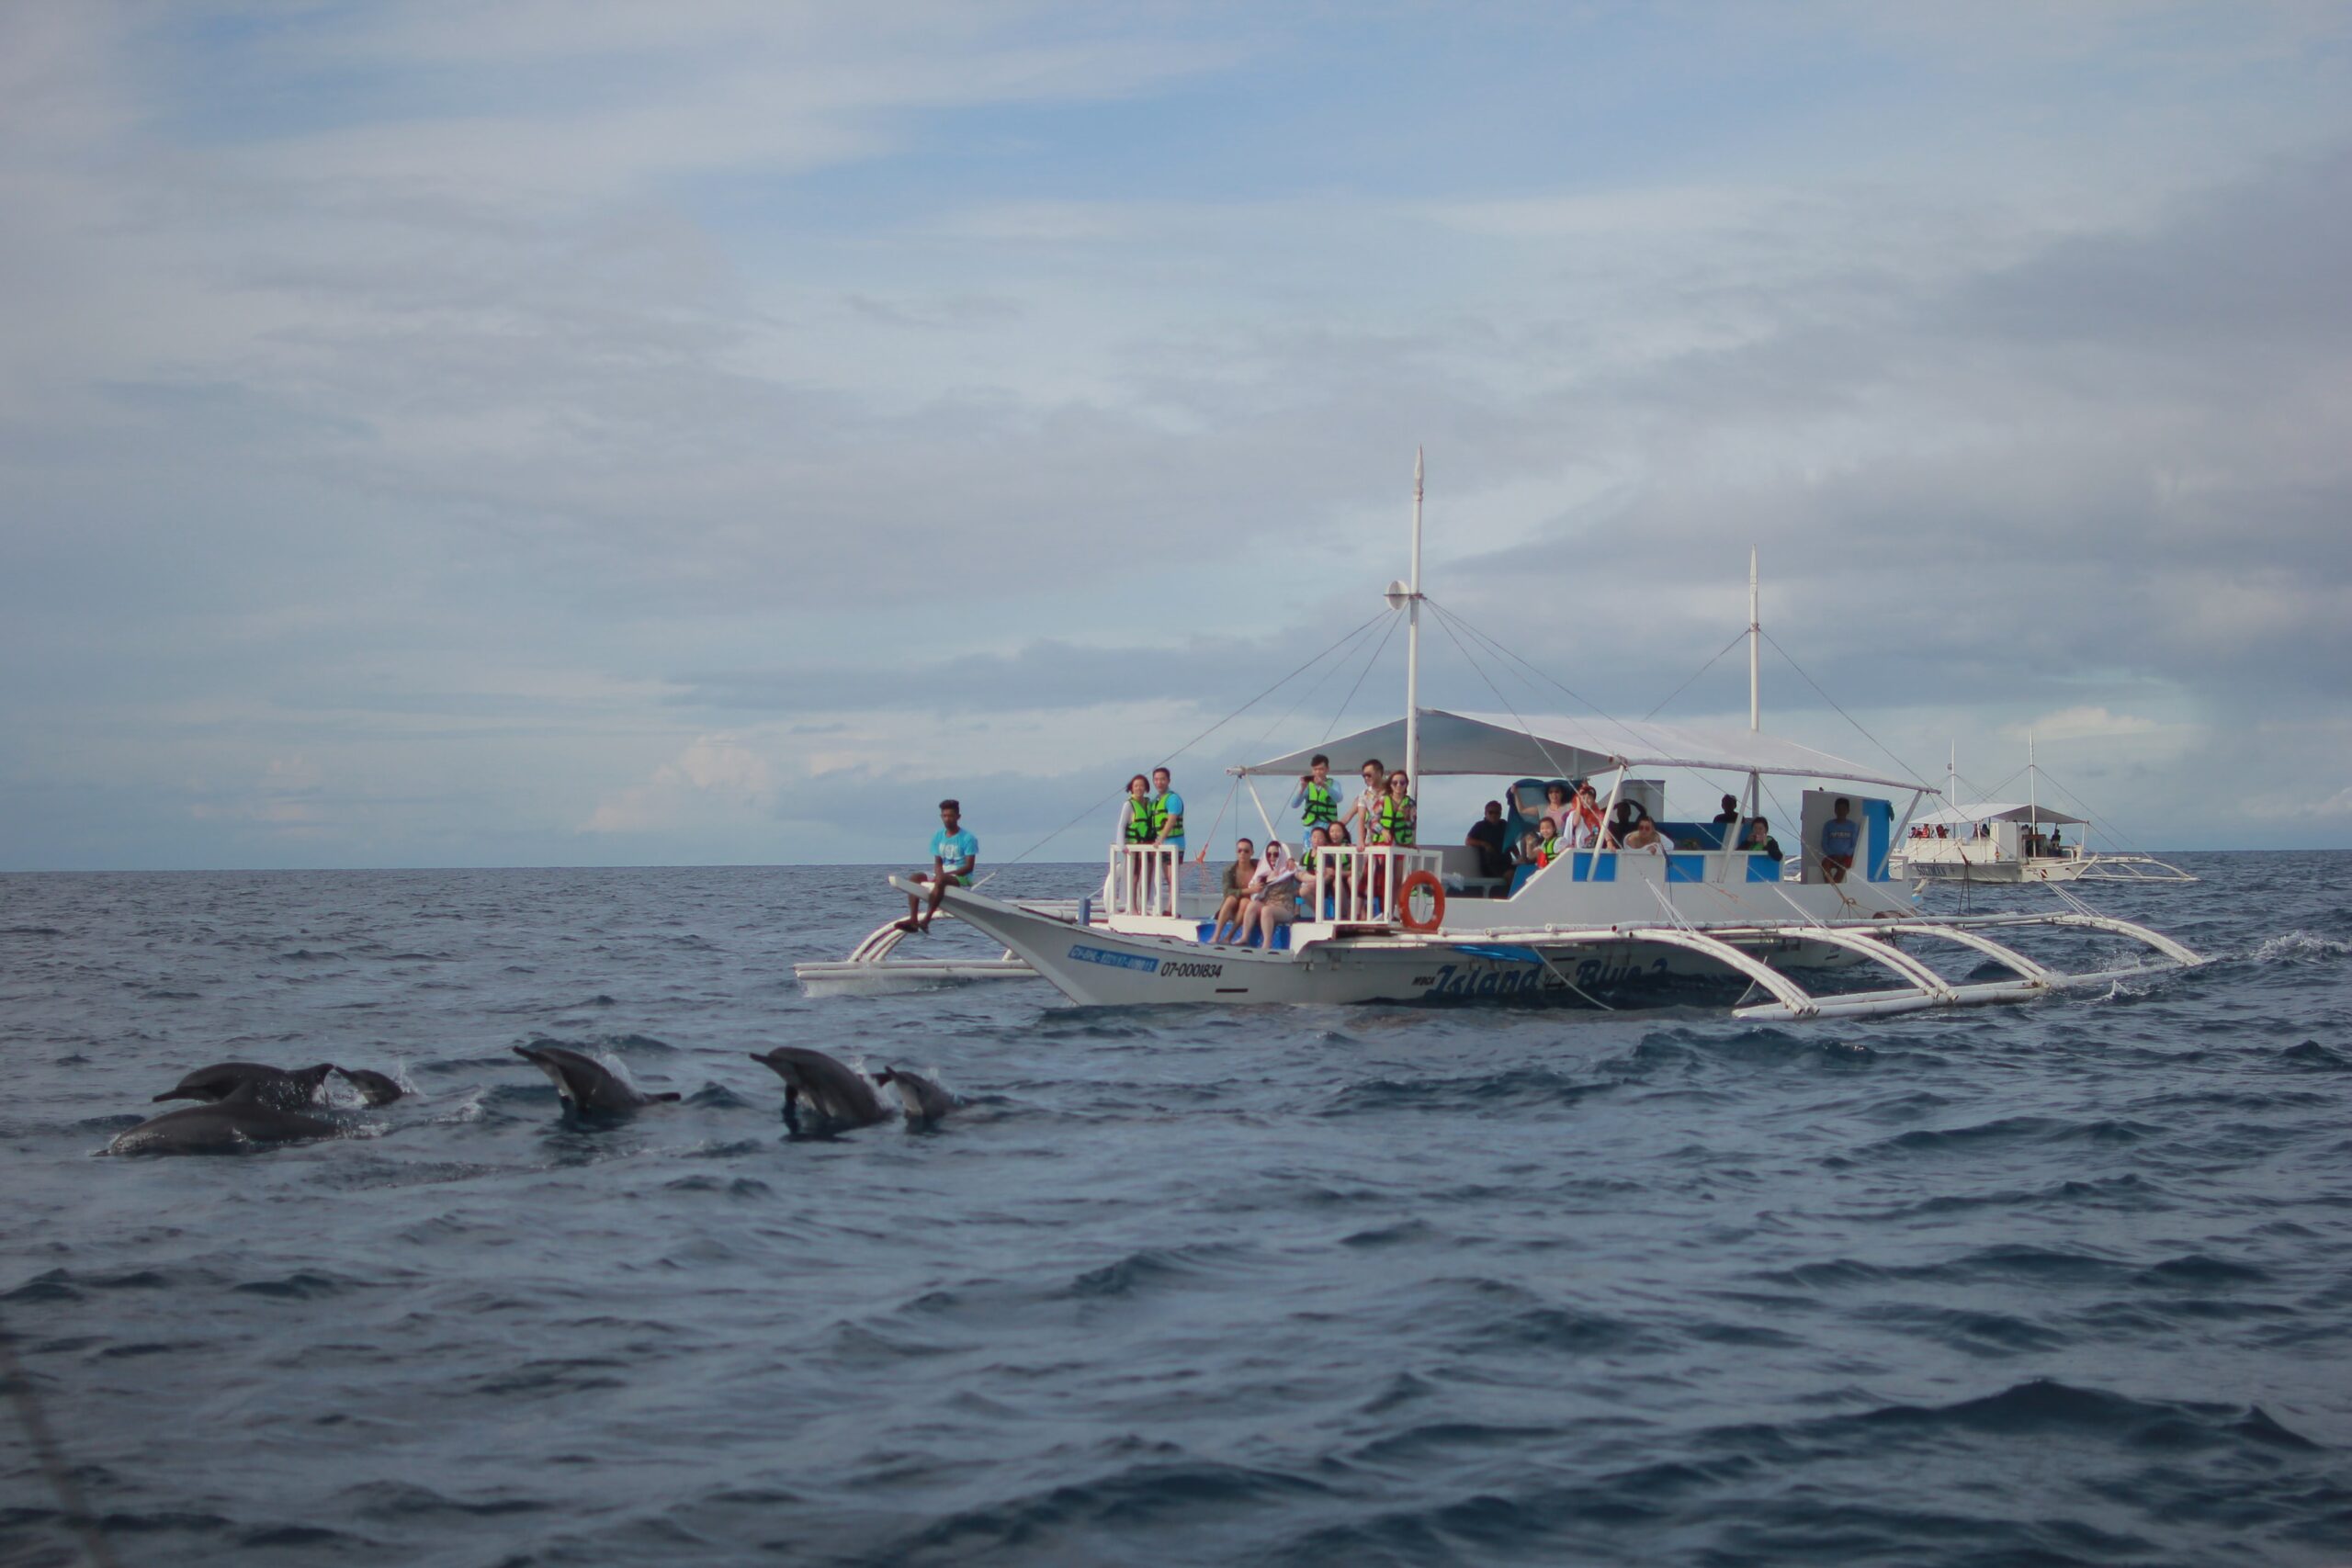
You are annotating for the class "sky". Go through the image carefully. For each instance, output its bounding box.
[3,1,2349,870]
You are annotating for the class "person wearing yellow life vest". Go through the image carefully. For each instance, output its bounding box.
[1376,770,1417,847]
[1120,773,1156,844]
[1289,753,1340,850]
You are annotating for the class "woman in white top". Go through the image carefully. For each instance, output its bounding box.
[1620,812,1672,854]
[1244,840,1301,948]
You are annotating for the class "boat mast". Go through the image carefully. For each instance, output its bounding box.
[2029,732,2038,847]
[1745,547,1761,818]
[1405,447,1424,790]
[1747,547,1759,733]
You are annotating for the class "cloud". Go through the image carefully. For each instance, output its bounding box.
[587,735,775,834]
[2003,707,2160,742]
[4,3,2351,865]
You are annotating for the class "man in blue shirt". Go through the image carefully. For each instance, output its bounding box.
[1148,767,1186,916]
[899,798,978,933]
[1819,796,1860,884]
[1149,767,1185,856]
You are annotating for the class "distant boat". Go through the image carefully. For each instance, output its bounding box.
[1892,743,2196,886]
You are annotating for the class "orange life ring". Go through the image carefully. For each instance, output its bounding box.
[1398,870,1446,931]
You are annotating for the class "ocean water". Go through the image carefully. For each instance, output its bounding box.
[3,853,2349,1566]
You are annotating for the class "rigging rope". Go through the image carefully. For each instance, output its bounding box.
[1643,626,1751,721]
[1758,629,1938,792]
[978,607,1398,881]
[1425,606,1577,785]
[1319,608,1407,744]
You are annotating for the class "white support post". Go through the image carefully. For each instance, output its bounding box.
[1747,546,1760,733]
[1405,447,1424,792]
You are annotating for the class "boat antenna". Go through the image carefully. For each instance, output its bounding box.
[2029,731,2038,832]
[1386,447,1426,788]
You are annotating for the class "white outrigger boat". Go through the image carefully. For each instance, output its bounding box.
[808,461,2206,1020]
[1892,743,2197,886]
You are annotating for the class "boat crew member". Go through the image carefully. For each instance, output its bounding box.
[1819,797,1859,884]
[899,799,978,934]
[1290,753,1340,846]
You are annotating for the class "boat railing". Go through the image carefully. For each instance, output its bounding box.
[1307,844,1446,924]
[1105,844,1186,918]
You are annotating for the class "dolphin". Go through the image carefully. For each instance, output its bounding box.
[873,1066,955,1125]
[748,1047,889,1134]
[334,1066,406,1107]
[512,1043,679,1116]
[107,1082,340,1156]
[153,1062,335,1110]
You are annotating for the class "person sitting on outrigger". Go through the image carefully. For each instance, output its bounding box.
[899,799,978,933]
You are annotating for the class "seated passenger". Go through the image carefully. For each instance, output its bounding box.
[1712,794,1741,827]
[1465,800,1510,891]
[1298,825,1340,917]
[1565,782,1607,849]
[1533,816,1562,868]
[1209,837,1257,944]
[1609,798,1643,842]
[1621,813,1670,854]
[1741,817,1784,862]
[1818,796,1860,884]
[1245,840,1301,946]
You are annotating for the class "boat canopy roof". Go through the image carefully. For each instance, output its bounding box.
[1915,801,2087,828]
[1237,708,1924,792]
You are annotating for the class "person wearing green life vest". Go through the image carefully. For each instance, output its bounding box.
[1119,773,1156,845]
[1289,753,1340,850]
[1149,767,1185,854]
[1376,770,1418,847]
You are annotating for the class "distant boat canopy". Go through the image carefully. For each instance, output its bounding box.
[1915,802,2089,828]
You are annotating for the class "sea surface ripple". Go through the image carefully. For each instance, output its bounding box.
[3,853,2350,1565]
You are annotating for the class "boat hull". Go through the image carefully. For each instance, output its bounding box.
[926,884,1854,1009]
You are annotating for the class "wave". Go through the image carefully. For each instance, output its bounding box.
[2248,931,2351,964]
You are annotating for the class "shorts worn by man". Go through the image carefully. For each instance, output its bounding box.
[900,799,978,933]
[1819,797,1860,885]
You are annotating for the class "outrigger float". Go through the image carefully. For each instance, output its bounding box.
[801,457,2206,1019]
